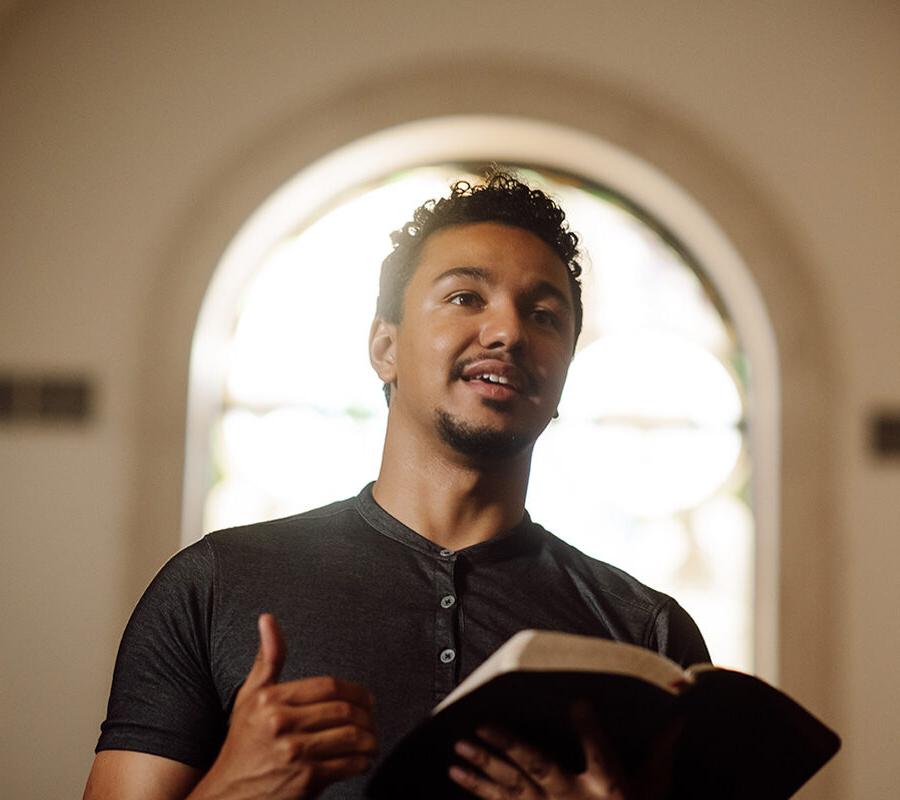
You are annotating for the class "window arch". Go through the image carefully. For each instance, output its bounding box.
[184,116,779,678]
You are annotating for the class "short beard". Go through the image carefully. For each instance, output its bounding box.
[434,408,529,461]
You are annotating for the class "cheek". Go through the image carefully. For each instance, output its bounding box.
[538,353,572,403]
[428,330,461,358]
[396,325,459,384]
[536,342,571,379]
[424,319,475,361]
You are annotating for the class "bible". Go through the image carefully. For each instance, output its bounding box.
[367,630,840,799]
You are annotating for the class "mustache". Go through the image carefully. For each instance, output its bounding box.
[450,353,537,393]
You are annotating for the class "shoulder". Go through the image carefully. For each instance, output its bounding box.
[536,526,669,613]
[131,495,363,607]
[191,494,378,595]
[533,525,710,667]
[204,494,362,553]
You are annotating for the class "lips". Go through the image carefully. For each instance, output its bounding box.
[457,359,531,395]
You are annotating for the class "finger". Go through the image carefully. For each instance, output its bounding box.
[454,740,535,795]
[568,701,629,799]
[449,764,516,800]
[236,613,286,702]
[275,700,377,734]
[475,727,569,795]
[258,613,286,678]
[648,713,684,763]
[311,753,376,790]
[267,675,374,709]
[291,723,379,761]
[570,701,621,779]
[639,715,684,799]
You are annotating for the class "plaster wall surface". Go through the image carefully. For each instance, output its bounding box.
[1,2,898,798]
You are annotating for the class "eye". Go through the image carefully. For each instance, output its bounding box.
[532,307,561,329]
[448,291,483,307]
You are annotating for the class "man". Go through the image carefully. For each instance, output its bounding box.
[84,172,708,800]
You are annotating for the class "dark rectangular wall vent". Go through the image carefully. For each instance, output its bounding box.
[872,411,900,459]
[0,373,94,424]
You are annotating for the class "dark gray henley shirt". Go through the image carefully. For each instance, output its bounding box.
[97,484,709,799]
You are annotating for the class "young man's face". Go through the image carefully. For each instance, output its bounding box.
[378,221,577,461]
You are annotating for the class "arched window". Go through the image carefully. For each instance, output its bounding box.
[185,117,779,677]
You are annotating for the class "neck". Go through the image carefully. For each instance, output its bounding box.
[372,415,532,550]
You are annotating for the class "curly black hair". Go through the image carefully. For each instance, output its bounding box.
[376,169,583,341]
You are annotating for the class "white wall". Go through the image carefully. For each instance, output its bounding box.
[1,2,898,798]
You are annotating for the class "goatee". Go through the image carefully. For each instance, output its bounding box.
[434,409,528,460]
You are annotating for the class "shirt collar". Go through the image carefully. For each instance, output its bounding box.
[354,482,541,562]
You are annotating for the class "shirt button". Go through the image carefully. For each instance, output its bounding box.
[440,648,456,663]
[440,595,456,608]
[439,549,454,557]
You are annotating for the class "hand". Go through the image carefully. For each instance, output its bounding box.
[449,703,676,800]
[189,613,378,800]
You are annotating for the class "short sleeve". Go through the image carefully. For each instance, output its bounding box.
[648,599,711,669]
[96,538,226,769]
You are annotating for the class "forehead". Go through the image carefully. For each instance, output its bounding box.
[411,222,571,292]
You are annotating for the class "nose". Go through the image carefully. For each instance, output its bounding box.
[478,301,526,350]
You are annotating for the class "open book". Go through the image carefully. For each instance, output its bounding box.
[367,630,840,800]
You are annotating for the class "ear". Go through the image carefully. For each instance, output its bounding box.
[369,316,398,386]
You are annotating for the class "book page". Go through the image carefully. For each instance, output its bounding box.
[436,630,687,713]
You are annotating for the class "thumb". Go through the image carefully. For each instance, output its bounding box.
[239,613,286,698]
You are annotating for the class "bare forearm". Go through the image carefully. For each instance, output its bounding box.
[83,751,203,800]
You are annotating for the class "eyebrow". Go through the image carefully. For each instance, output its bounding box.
[432,266,573,311]
[432,266,493,285]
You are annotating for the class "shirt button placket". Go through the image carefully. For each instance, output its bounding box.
[434,548,459,701]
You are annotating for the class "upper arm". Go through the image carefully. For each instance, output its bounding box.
[83,751,202,800]
[98,540,227,768]
[650,598,711,668]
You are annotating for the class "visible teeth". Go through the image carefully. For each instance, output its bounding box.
[479,374,509,385]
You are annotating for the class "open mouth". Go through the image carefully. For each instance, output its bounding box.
[457,359,530,399]
[467,373,513,387]
[461,375,519,402]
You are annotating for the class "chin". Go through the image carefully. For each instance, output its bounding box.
[434,408,534,460]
